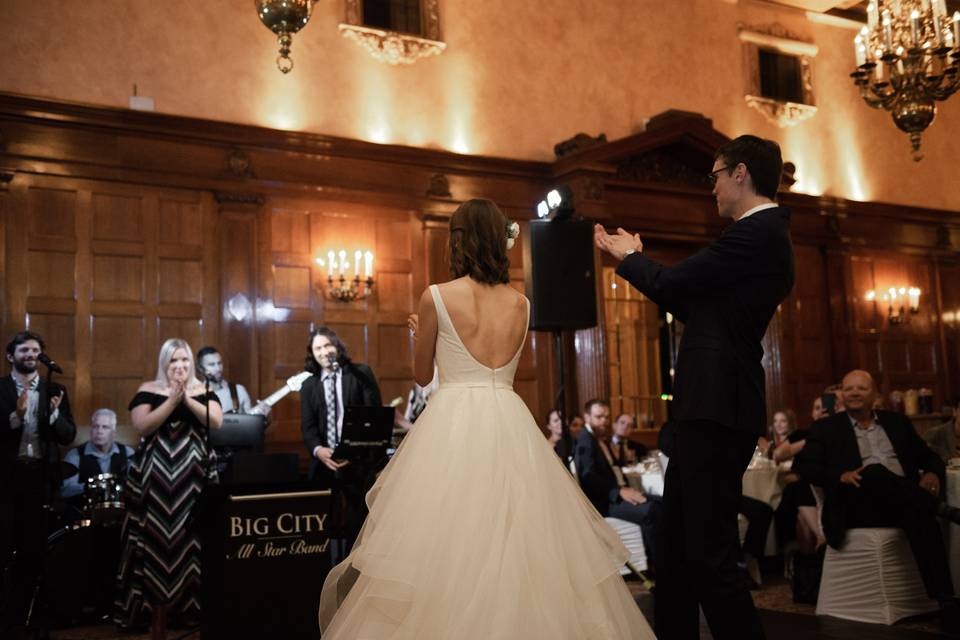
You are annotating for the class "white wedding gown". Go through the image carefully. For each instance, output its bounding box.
[319,284,656,639]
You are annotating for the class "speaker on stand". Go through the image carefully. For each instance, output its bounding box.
[523,191,598,423]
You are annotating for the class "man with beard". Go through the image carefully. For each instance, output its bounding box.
[196,346,271,417]
[0,331,76,630]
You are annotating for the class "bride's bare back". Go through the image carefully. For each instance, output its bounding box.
[413,277,527,384]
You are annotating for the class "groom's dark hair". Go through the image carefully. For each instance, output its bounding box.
[448,199,510,285]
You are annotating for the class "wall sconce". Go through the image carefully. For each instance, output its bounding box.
[865,286,920,325]
[315,249,375,302]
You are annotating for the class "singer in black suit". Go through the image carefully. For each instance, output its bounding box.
[794,370,957,610]
[596,135,794,640]
[0,331,76,629]
[300,327,382,551]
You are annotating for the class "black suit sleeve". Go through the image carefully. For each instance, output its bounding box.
[794,420,840,491]
[616,218,772,321]
[300,377,323,454]
[574,436,620,507]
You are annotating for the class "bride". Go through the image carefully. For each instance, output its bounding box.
[318,199,655,639]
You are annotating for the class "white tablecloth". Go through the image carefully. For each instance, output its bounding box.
[948,467,960,594]
[624,467,664,497]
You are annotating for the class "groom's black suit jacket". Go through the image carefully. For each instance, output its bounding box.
[300,362,382,481]
[616,207,794,436]
[794,410,944,548]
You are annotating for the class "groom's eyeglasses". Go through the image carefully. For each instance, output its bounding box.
[707,166,731,186]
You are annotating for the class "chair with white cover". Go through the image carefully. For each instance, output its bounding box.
[812,487,938,624]
[604,517,648,575]
[567,458,649,575]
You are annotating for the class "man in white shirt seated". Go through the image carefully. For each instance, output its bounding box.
[196,346,270,417]
[62,408,135,503]
[796,369,960,631]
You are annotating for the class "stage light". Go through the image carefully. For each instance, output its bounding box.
[546,189,562,209]
[534,186,574,221]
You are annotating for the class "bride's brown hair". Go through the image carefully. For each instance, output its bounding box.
[448,199,510,285]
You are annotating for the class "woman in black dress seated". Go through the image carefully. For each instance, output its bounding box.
[115,338,223,634]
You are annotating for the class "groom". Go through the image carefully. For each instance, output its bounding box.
[596,135,794,639]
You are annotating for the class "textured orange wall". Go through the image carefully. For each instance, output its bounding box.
[0,0,957,209]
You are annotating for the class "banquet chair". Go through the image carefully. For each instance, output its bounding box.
[812,487,938,624]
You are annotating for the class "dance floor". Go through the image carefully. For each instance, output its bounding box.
[45,581,951,640]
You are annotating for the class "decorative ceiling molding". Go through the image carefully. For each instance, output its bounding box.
[739,22,818,128]
[744,95,818,128]
[340,0,445,65]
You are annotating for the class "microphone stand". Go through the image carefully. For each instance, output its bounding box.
[203,374,216,482]
[25,358,57,633]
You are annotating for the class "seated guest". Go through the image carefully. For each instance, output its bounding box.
[768,406,821,551]
[768,408,799,459]
[544,408,573,466]
[568,414,585,441]
[574,399,661,560]
[738,495,773,589]
[61,408,135,502]
[795,369,960,626]
[610,412,648,466]
[925,401,959,463]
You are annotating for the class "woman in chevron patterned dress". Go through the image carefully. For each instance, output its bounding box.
[114,338,223,632]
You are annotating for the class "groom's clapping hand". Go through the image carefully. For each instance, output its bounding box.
[593,224,643,261]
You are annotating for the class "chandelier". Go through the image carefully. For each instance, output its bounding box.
[255,0,317,73]
[851,0,960,160]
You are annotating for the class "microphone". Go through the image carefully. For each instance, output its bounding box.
[329,361,340,372]
[38,353,63,374]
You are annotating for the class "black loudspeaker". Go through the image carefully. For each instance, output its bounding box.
[523,218,597,331]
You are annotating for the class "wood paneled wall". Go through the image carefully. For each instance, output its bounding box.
[2,94,959,459]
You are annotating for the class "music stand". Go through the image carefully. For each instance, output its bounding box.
[210,414,266,453]
[331,406,394,462]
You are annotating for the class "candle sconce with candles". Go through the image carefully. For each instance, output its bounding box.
[865,286,921,325]
[315,249,375,302]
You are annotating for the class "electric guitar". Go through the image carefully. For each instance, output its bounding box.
[249,371,312,415]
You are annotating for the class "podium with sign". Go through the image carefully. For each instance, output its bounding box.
[200,483,333,640]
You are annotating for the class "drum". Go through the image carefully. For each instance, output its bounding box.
[44,522,122,623]
[83,473,125,524]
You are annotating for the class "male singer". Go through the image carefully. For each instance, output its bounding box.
[0,331,76,629]
[596,135,794,640]
[300,327,382,551]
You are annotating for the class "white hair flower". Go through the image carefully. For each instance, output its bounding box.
[505,221,520,250]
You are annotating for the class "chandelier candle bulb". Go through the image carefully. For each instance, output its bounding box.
[934,11,944,46]
[911,10,920,47]
[338,250,347,276]
[327,251,336,279]
[364,251,373,279]
[856,35,866,66]
[883,11,894,51]
[953,11,960,46]
[354,250,361,277]
[868,2,879,30]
